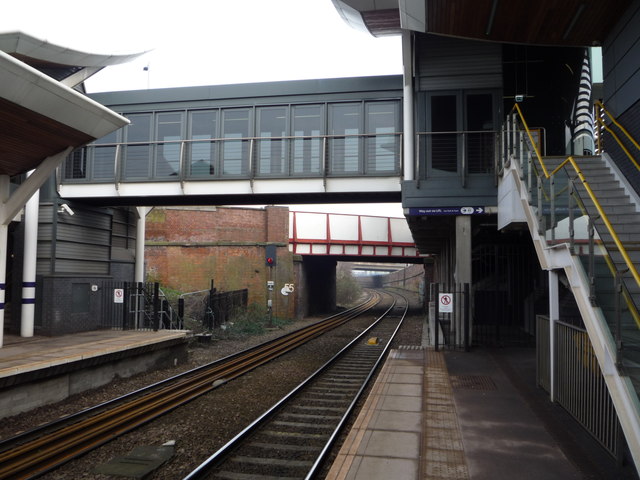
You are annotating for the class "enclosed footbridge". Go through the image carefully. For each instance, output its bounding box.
[58,77,407,206]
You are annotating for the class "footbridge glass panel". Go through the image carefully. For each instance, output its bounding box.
[62,99,402,185]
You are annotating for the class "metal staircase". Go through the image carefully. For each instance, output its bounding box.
[500,105,640,471]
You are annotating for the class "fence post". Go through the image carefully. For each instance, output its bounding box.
[464,283,470,352]
[136,282,143,329]
[153,282,160,331]
[123,282,129,330]
[434,283,440,352]
[178,297,184,330]
[208,279,216,329]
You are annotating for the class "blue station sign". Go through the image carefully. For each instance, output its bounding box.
[408,206,485,216]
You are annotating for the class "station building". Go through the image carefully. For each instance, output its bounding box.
[1,0,640,471]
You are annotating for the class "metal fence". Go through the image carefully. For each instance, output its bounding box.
[431,283,470,351]
[100,281,182,331]
[537,315,621,459]
[178,287,249,330]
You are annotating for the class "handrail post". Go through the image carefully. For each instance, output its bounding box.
[519,131,525,179]
[511,112,517,157]
[461,132,466,188]
[179,140,186,188]
[322,136,328,190]
[615,271,623,368]
[398,132,404,177]
[248,138,255,190]
[506,114,511,154]
[527,152,533,203]
[537,175,543,235]
[550,174,556,242]
[588,216,596,305]
[416,133,421,188]
[568,179,575,254]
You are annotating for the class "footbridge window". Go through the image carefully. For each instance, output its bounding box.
[63,99,401,183]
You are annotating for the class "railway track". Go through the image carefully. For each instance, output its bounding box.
[184,290,409,480]
[0,292,382,480]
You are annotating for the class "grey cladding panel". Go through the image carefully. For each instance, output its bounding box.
[55,242,110,261]
[55,259,109,275]
[603,2,640,116]
[417,34,502,91]
[112,222,130,237]
[57,224,111,246]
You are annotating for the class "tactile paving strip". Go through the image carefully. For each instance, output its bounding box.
[422,350,470,480]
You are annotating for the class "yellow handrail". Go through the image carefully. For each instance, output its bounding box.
[510,103,640,292]
[594,102,640,172]
[595,100,640,154]
[513,103,550,178]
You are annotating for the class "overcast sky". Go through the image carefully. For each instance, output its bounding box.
[1,0,404,217]
[1,0,401,92]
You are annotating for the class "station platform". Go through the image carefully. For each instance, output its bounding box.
[326,346,635,480]
[0,329,189,418]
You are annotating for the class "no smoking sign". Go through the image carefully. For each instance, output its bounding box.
[438,293,453,313]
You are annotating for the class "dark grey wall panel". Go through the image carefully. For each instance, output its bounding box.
[603,1,640,114]
[416,34,502,91]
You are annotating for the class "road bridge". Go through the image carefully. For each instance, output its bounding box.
[289,211,418,261]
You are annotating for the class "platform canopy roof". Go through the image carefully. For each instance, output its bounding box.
[0,32,139,177]
[332,0,630,46]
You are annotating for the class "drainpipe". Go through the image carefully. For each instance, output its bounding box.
[20,172,38,337]
[135,207,147,283]
[402,30,415,182]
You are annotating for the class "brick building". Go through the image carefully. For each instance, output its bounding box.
[145,206,298,320]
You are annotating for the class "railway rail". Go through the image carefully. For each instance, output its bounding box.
[0,292,382,480]
[184,290,409,480]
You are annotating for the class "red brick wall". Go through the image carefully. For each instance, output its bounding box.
[145,206,296,319]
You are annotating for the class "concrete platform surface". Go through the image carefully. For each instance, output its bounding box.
[0,330,189,379]
[327,346,634,480]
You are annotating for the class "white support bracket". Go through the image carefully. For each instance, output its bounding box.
[0,147,72,226]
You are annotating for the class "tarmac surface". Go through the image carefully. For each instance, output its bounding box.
[327,345,638,480]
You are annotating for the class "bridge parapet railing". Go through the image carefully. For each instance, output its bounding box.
[415,130,498,186]
[61,132,402,184]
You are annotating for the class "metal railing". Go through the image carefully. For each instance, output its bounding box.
[537,315,621,459]
[504,103,640,372]
[594,101,640,168]
[431,282,470,351]
[415,130,498,187]
[62,132,403,184]
[100,281,182,331]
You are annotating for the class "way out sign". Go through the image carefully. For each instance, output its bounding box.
[438,293,453,313]
[114,288,124,304]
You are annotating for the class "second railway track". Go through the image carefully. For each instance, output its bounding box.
[185,290,409,480]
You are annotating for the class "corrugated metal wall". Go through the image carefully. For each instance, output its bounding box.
[416,34,502,91]
[603,2,640,116]
[602,2,640,195]
[37,203,129,276]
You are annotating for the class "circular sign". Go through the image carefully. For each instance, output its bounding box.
[438,293,453,313]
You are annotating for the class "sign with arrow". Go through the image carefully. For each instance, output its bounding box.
[408,206,485,216]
